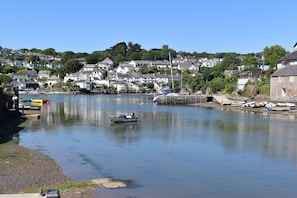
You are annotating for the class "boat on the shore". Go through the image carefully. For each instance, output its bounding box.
[20,98,50,104]
[19,104,41,110]
[43,99,50,104]
[20,98,31,103]
[109,114,138,123]
[266,102,296,111]
[31,99,43,104]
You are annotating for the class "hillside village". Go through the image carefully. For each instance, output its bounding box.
[1,43,297,103]
[0,47,223,94]
[0,46,254,93]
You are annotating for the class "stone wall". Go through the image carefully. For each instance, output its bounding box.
[155,95,213,105]
[270,76,297,102]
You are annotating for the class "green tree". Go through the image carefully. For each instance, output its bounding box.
[30,48,42,53]
[86,51,109,64]
[0,74,12,85]
[86,52,100,64]
[141,50,155,60]
[64,58,83,74]
[126,43,142,60]
[127,42,142,53]
[212,53,240,77]
[160,48,177,60]
[146,82,154,89]
[16,69,28,74]
[43,48,57,56]
[61,51,76,64]
[263,45,286,69]
[110,42,127,57]
[210,77,225,93]
[221,53,241,70]
[75,52,89,59]
[223,75,237,94]
[242,55,259,71]
[0,66,18,74]
[242,55,258,67]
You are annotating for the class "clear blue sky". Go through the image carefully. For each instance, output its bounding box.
[1,0,296,54]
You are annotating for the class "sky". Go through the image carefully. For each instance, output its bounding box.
[1,0,296,54]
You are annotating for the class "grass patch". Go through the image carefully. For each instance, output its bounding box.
[24,180,97,193]
[0,140,30,162]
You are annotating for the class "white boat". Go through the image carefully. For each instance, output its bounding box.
[109,114,138,123]
[276,102,296,108]
[266,102,296,111]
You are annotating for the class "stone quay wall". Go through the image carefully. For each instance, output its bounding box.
[156,95,213,105]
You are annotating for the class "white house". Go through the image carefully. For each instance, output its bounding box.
[151,60,170,69]
[47,75,60,86]
[110,81,128,93]
[38,70,50,79]
[98,57,113,70]
[64,73,79,83]
[237,78,249,92]
[128,60,151,68]
[176,62,198,71]
[277,43,297,69]
[116,64,134,74]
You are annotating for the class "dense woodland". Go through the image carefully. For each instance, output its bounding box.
[0,42,286,96]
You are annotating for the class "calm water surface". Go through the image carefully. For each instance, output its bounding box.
[19,94,297,198]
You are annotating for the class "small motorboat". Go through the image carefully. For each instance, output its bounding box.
[20,98,31,102]
[43,99,50,104]
[109,113,138,123]
[31,99,43,104]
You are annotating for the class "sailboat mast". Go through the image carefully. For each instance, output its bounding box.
[169,52,174,90]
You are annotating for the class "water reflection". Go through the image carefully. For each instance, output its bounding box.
[109,123,141,143]
[25,94,297,164]
[19,94,297,198]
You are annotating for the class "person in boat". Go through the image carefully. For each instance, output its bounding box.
[131,112,135,118]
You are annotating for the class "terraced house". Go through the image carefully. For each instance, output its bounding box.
[270,65,297,102]
[271,43,297,102]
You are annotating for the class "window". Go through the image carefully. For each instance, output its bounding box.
[290,76,295,82]
[278,76,282,82]
[281,88,286,97]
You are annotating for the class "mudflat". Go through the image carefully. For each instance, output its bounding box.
[0,141,68,192]
[0,141,96,198]
[0,111,95,197]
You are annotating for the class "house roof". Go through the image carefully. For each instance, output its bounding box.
[101,57,113,65]
[271,65,297,77]
[178,62,194,69]
[237,78,249,85]
[278,50,297,62]
[27,70,37,77]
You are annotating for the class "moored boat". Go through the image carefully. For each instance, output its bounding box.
[20,98,31,102]
[266,102,296,111]
[43,99,50,104]
[31,99,43,103]
[109,113,138,123]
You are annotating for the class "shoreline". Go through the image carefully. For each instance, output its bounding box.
[0,110,131,198]
[189,101,297,116]
[0,110,96,197]
[1,101,296,197]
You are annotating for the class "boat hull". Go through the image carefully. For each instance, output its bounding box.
[109,115,138,123]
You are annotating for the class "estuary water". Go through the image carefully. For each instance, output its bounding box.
[19,94,297,198]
